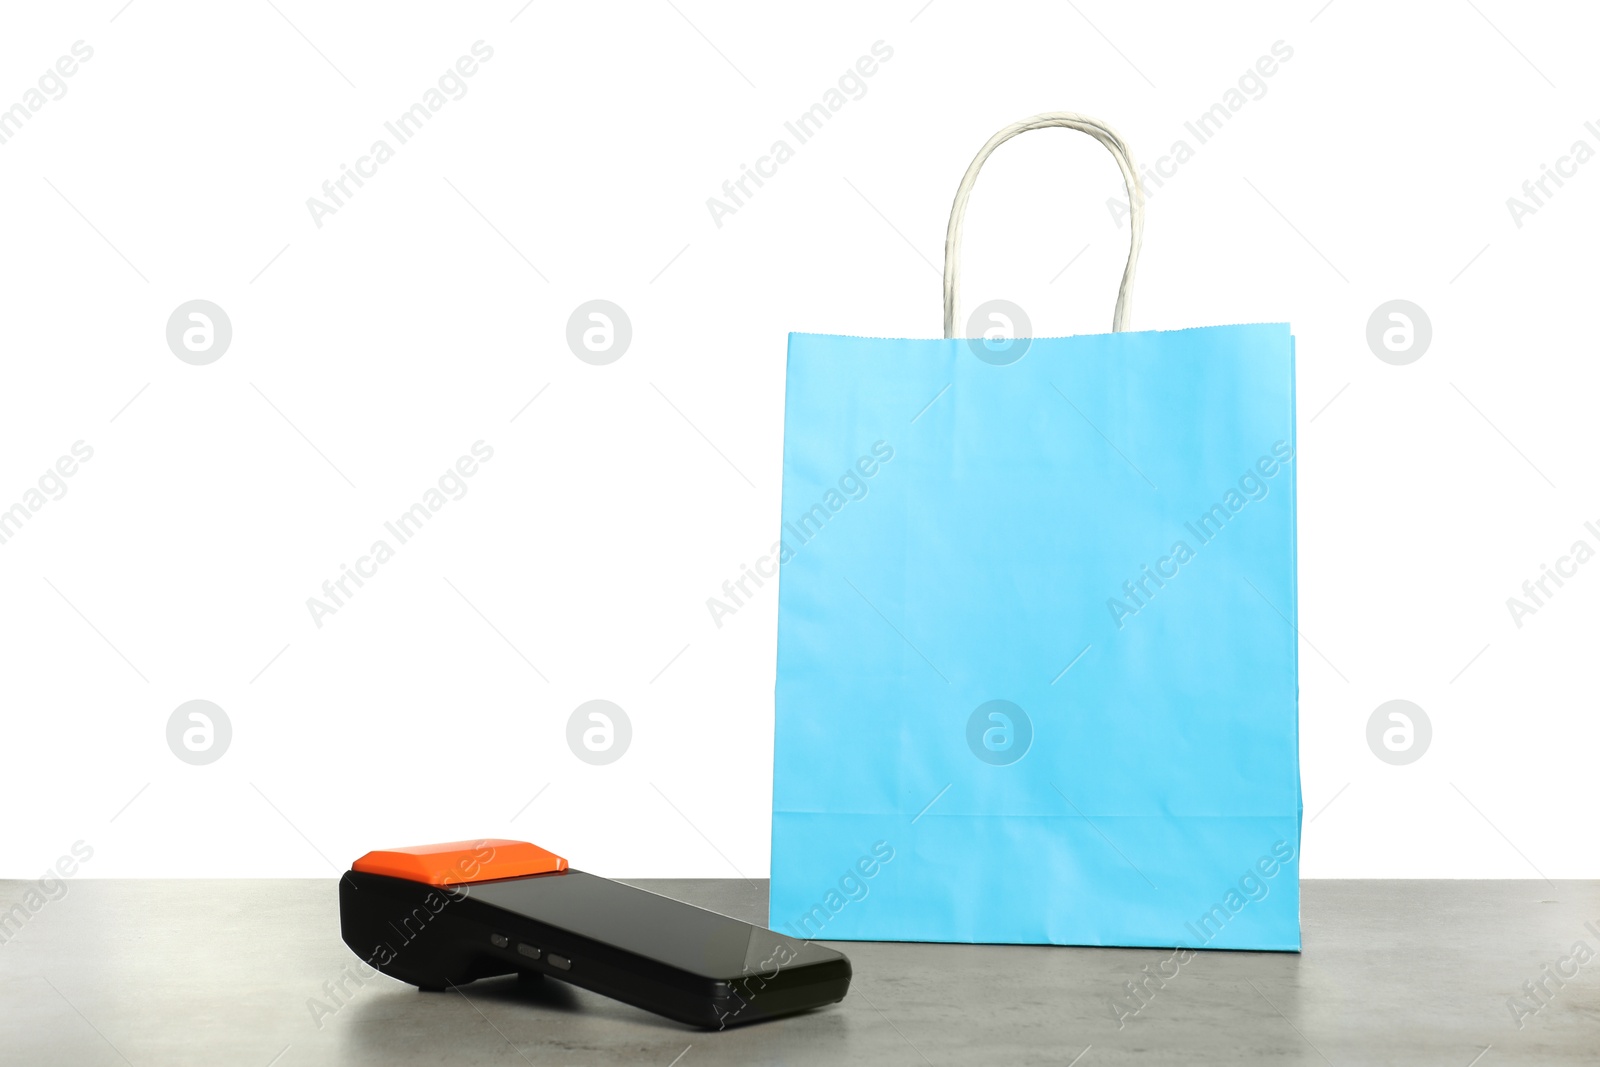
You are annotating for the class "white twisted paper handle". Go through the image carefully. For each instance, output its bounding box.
[943,112,1145,337]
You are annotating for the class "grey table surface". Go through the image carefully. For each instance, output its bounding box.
[1,878,1596,1066]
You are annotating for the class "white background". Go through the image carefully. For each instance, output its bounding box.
[1,0,1595,879]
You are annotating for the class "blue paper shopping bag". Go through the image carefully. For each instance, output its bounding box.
[769,114,1300,951]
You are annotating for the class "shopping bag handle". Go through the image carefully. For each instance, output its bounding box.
[943,112,1145,338]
